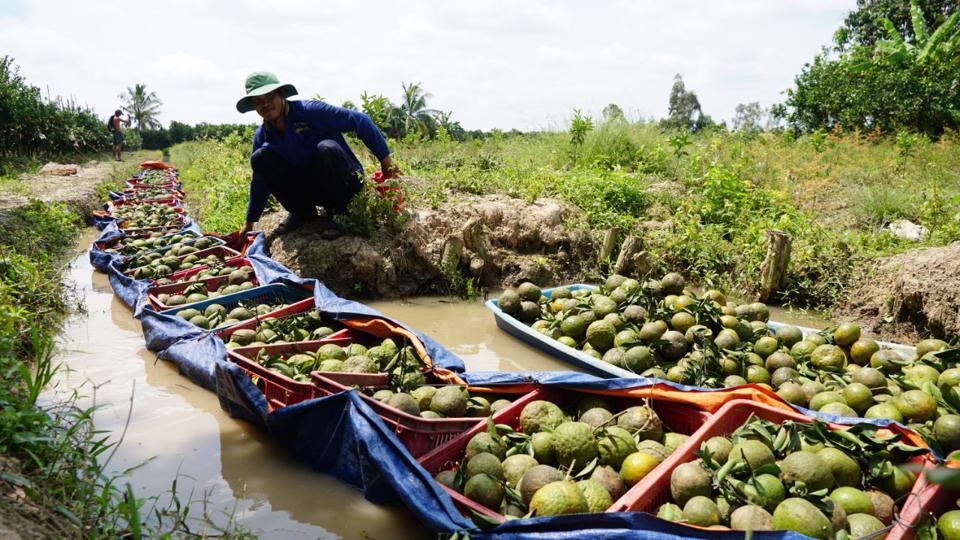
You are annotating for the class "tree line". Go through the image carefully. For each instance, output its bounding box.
[0,56,111,172]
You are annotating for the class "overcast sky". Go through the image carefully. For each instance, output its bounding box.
[0,1,854,131]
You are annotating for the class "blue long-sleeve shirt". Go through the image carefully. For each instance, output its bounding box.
[245,99,391,222]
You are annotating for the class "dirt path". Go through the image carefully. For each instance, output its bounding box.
[0,150,159,217]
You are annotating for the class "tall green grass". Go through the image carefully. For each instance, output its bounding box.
[170,132,255,233]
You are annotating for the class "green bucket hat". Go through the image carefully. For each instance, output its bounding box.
[236,72,298,113]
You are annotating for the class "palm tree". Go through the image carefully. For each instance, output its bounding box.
[436,111,465,141]
[400,82,439,138]
[119,84,162,131]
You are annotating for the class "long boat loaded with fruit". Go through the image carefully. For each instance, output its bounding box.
[495,273,960,453]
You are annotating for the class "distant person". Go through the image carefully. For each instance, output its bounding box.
[109,110,131,161]
[236,72,401,239]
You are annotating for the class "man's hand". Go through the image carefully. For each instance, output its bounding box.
[380,155,402,179]
[239,220,255,237]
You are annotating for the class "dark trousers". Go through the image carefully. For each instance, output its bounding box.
[250,139,362,217]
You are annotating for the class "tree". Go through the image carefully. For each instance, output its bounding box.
[781,0,960,136]
[168,120,194,144]
[873,2,959,65]
[435,111,465,141]
[835,0,956,48]
[400,81,439,138]
[732,102,766,134]
[119,83,162,131]
[341,100,357,111]
[602,103,625,122]
[660,74,713,132]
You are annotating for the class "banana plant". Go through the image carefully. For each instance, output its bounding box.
[875,0,960,65]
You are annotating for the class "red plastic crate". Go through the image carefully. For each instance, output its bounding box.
[416,386,713,522]
[886,479,951,540]
[147,270,260,310]
[610,399,934,532]
[226,333,359,412]
[312,372,533,459]
[214,299,333,342]
[126,179,181,190]
[118,214,189,234]
[93,230,167,252]
[125,245,241,277]
[161,257,251,285]
[107,197,181,213]
[120,187,185,200]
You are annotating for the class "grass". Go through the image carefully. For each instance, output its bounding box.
[167,122,960,311]
[169,132,256,233]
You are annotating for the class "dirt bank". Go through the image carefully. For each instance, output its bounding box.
[259,192,600,297]
[837,241,960,344]
[0,151,157,218]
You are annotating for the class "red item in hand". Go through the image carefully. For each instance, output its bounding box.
[371,171,404,211]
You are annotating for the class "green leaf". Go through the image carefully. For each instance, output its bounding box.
[920,12,960,62]
[911,0,930,44]
[0,471,32,488]
[753,463,781,477]
[123,483,143,540]
[469,510,502,530]
[925,466,960,488]
[504,485,526,508]
[575,457,598,479]
[53,504,81,527]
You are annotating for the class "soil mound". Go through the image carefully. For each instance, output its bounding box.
[260,192,595,297]
[838,241,960,342]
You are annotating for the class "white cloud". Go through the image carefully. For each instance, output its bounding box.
[0,0,855,130]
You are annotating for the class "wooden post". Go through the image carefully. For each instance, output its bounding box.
[461,217,488,261]
[758,229,791,302]
[440,236,463,271]
[599,227,619,265]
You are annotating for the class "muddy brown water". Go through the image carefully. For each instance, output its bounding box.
[42,229,576,539]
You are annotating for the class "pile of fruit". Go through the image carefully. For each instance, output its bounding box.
[135,169,178,185]
[240,338,430,391]
[367,381,505,420]
[173,299,290,330]
[120,234,217,263]
[120,187,179,200]
[650,414,924,538]
[222,310,337,349]
[432,394,688,517]
[152,260,244,286]
[156,267,256,307]
[127,249,236,280]
[498,274,960,455]
[114,203,184,230]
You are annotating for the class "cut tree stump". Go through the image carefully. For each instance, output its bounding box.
[440,236,463,271]
[758,229,792,302]
[614,235,651,276]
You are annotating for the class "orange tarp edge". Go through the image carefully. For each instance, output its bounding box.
[466,381,932,454]
[139,160,177,170]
